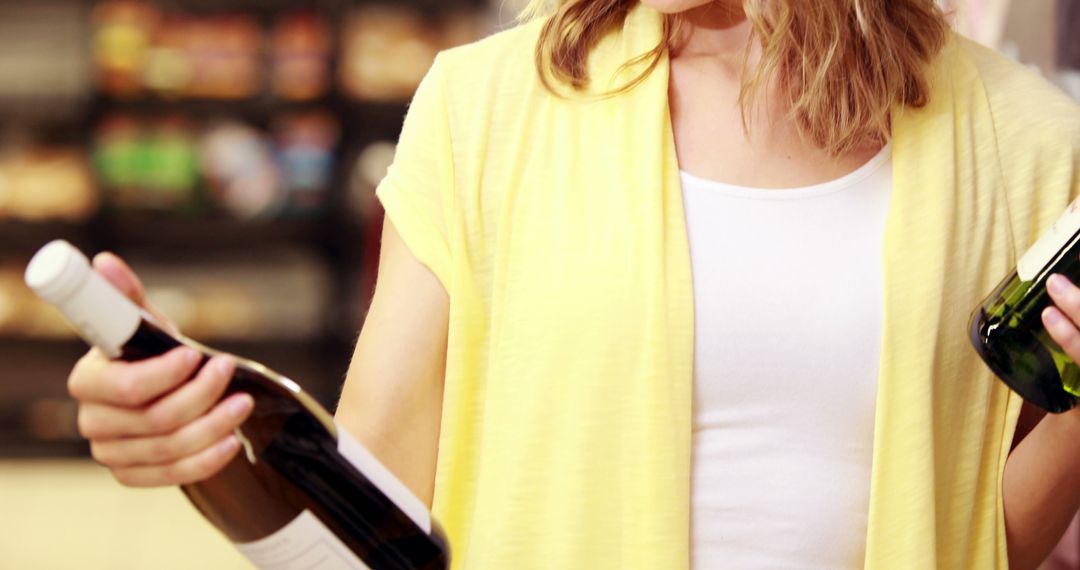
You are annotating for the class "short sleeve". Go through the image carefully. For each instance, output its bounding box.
[962,38,1080,253]
[376,55,454,289]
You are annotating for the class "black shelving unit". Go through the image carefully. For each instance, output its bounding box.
[0,0,487,458]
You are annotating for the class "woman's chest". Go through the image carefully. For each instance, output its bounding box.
[683,164,892,435]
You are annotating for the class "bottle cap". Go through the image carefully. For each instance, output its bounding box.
[25,240,91,306]
[24,240,140,358]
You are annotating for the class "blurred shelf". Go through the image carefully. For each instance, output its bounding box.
[214,336,354,405]
[91,95,413,136]
[0,96,94,126]
[344,100,409,138]
[0,221,95,256]
[0,438,89,459]
[0,0,436,460]
[99,214,333,251]
[0,338,86,403]
[0,215,346,255]
[0,335,353,403]
[0,334,355,458]
[93,94,339,123]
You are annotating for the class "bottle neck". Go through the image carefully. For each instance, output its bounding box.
[58,270,142,358]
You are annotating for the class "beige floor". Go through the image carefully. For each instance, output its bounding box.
[0,460,249,569]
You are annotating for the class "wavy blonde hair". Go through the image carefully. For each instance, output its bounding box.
[522,0,950,156]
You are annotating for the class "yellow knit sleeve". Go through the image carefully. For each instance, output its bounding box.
[375,56,454,289]
[959,38,1080,252]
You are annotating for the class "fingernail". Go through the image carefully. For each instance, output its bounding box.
[1048,274,1069,295]
[217,435,239,455]
[1044,308,1063,326]
[91,251,119,267]
[228,395,253,418]
[183,348,202,366]
[213,357,235,376]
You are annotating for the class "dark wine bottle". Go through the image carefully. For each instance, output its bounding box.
[970,201,1080,413]
[24,240,450,569]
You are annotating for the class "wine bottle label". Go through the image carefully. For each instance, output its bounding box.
[1019,198,1080,281]
[335,422,433,534]
[234,510,371,570]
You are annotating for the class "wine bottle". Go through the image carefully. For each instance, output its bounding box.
[24,240,450,569]
[970,200,1080,413]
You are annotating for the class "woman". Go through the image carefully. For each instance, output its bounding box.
[68,0,1080,568]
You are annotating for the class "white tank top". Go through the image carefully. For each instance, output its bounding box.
[682,145,892,569]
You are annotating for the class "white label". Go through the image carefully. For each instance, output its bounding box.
[1018,197,1080,281]
[235,510,370,570]
[335,422,433,534]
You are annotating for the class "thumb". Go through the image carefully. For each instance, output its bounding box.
[91,252,176,332]
[92,252,147,307]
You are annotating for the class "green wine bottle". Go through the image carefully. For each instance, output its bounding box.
[970,200,1080,413]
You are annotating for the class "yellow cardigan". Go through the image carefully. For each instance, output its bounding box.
[375,5,1080,568]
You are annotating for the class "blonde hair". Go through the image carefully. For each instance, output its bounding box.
[523,0,950,156]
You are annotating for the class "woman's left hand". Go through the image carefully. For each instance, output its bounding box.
[1043,273,1080,363]
[1007,272,1080,570]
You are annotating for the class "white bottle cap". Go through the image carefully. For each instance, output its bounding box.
[25,240,141,358]
[25,240,92,306]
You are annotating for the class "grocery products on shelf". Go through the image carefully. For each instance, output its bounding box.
[274,111,340,215]
[0,0,496,460]
[92,112,340,219]
[93,0,494,104]
[271,12,334,102]
[136,250,334,342]
[339,7,490,102]
[92,0,159,97]
[339,7,440,103]
[94,0,265,100]
[0,144,98,223]
[347,140,396,221]
[200,120,286,220]
[93,114,201,213]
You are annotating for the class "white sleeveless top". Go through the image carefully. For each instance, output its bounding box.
[682,146,893,569]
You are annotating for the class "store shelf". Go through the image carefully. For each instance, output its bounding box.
[0,215,345,256]
[0,337,85,391]
[0,335,355,458]
[0,438,90,459]
[344,100,410,140]
[0,221,96,257]
[100,215,334,252]
[92,94,340,123]
[0,0,450,458]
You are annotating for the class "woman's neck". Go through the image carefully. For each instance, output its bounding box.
[675,2,753,61]
[667,2,884,187]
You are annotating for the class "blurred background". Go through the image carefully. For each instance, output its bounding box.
[0,0,1075,568]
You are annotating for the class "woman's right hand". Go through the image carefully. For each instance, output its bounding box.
[66,252,254,488]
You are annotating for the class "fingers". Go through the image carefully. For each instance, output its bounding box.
[111,434,243,487]
[90,393,254,468]
[1044,273,1080,359]
[69,347,204,408]
[92,252,149,307]
[77,356,236,439]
